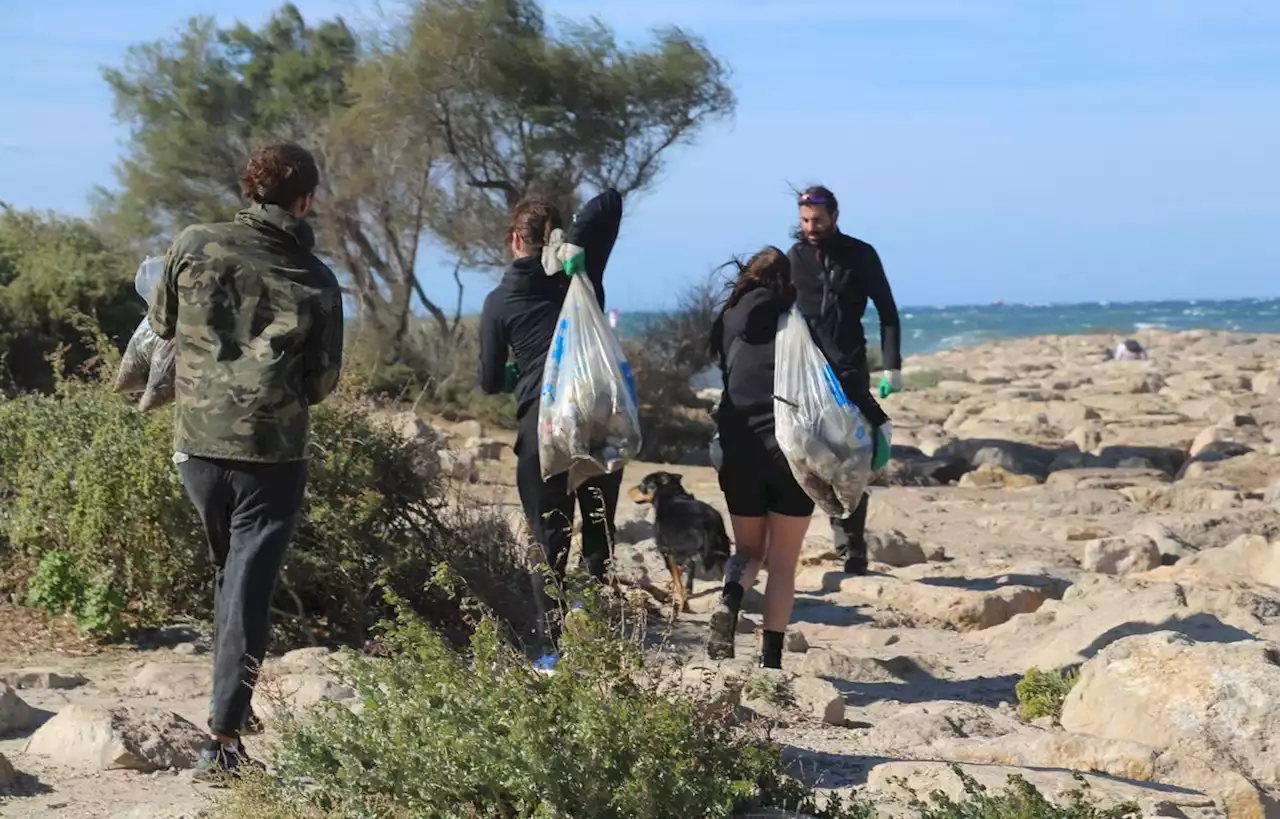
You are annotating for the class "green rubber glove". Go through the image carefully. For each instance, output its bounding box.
[503,361,518,393]
[877,370,902,399]
[562,248,586,278]
[871,425,892,471]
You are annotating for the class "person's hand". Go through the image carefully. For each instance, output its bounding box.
[561,243,586,278]
[877,370,902,399]
[503,361,518,393]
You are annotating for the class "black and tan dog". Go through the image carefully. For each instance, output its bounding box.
[628,471,731,613]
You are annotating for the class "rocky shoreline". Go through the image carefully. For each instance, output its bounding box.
[2,329,1279,818]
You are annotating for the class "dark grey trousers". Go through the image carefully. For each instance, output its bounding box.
[178,455,307,738]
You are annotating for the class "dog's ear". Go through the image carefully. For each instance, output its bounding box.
[664,472,684,487]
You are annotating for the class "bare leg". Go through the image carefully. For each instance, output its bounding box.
[761,513,811,634]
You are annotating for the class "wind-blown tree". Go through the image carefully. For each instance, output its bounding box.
[96,0,735,352]
[384,0,736,266]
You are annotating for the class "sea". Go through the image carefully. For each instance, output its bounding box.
[615,297,1280,358]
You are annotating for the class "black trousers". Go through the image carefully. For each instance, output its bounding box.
[178,455,308,738]
[831,493,870,561]
[515,411,622,581]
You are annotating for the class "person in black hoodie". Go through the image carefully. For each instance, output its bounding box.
[705,246,815,668]
[787,185,899,576]
[477,189,625,608]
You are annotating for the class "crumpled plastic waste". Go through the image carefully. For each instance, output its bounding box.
[112,255,176,412]
[773,306,876,519]
[538,274,642,492]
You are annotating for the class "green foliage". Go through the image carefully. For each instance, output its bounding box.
[0,207,140,393]
[344,318,517,431]
[904,765,1140,819]
[1015,667,1080,722]
[0,379,534,644]
[25,549,128,637]
[625,275,720,462]
[220,597,875,819]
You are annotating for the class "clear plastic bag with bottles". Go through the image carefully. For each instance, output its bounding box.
[772,306,876,518]
[537,275,643,491]
[113,255,176,412]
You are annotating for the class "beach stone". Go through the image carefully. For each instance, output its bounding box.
[23,705,205,772]
[2,668,88,690]
[1081,534,1162,575]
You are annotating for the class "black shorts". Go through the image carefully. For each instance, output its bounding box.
[717,419,815,519]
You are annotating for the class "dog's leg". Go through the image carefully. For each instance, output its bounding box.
[683,558,696,603]
[664,554,690,615]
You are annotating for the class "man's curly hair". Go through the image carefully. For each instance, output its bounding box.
[241,143,320,208]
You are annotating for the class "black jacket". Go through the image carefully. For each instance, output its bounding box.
[477,189,623,418]
[787,231,902,381]
[711,287,789,418]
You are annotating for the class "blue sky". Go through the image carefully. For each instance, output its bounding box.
[2,0,1278,313]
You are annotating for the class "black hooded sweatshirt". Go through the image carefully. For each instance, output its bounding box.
[711,287,790,421]
[477,189,623,420]
[787,231,902,382]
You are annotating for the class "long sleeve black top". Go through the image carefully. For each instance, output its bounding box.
[477,189,623,419]
[787,231,902,381]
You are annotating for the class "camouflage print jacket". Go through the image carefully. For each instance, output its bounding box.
[148,204,344,463]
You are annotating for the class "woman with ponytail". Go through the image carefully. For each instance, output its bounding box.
[706,247,815,668]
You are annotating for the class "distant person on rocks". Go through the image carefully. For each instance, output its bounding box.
[148,142,344,779]
[477,189,624,642]
[706,247,815,668]
[787,185,899,575]
[1112,338,1148,361]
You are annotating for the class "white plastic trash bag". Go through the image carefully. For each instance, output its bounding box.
[113,255,176,412]
[773,306,874,518]
[538,275,642,492]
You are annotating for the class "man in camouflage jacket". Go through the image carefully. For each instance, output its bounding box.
[148,142,343,779]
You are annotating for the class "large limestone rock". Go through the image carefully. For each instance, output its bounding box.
[130,662,211,700]
[1140,535,1280,590]
[865,759,1223,817]
[866,529,927,567]
[1061,632,1280,793]
[982,574,1273,672]
[0,684,44,735]
[932,731,1269,819]
[254,673,358,724]
[0,752,16,788]
[1081,534,1162,576]
[23,705,206,772]
[803,566,1061,631]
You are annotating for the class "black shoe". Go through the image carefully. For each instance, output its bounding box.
[707,583,743,661]
[193,737,262,784]
[842,553,869,575]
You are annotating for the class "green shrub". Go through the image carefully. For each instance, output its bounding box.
[904,764,1140,818]
[0,207,141,394]
[0,379,535,645]
[220,596,876,819]
[1015,667,1080,722]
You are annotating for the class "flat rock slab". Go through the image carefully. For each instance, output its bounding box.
[2,668,89,690]
[866,759,1223,818]
[23,705,205,773]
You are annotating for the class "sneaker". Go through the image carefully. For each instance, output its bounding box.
[534,652,561,674]
[193,737,260,783]
[706,584,742,661]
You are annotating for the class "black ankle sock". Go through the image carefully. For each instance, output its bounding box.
[760,630,784,669]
